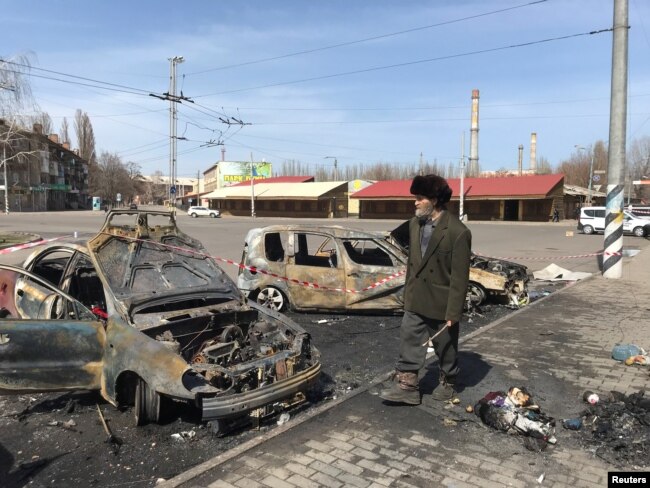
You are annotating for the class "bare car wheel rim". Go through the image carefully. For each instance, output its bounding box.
[134,378,161,426]
[256,287,285,311]
[467,282,486,305]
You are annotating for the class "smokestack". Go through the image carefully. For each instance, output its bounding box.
[221,146,226,162]
[469,89,480,176]
[529,133,537,172]
[518,144,524,176]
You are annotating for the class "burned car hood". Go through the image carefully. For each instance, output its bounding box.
[87,210,242,316]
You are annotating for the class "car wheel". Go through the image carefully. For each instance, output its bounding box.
[210,213,217,218]
[633,226,645,237]
[466,282,486,306]
[256,286,287,311]
[134,378,162,426]
[582,224,594,235]
[190,213,197,218]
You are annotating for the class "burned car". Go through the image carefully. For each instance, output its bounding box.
[0,211,320,429]
[237,224,529,312]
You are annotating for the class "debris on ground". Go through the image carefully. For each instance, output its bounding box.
[276,413,291,425]
[171,430,197,442]
[474,387,556,450]
[575,390,650,468]
[612,344,646,361]
[532,264,591,281]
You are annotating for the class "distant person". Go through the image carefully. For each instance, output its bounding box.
[552,208,560,223]
[379,174,471,405]
[574,206,580,220]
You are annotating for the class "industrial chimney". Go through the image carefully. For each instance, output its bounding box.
[469,89,480,176]
[529,133,537,172]
[518,144,524,176]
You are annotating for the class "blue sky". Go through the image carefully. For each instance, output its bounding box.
[2,0,650,178]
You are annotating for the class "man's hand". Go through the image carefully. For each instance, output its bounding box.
[445,320,454,328]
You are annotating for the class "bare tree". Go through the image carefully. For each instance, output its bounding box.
[0,53,38,127]
[60,117,70,144]
[74,109,95,163]
[536,156,553,175]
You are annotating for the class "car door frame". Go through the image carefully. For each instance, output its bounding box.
[0,264,106,395]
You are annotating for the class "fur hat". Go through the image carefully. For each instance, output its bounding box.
[410,174,452,205]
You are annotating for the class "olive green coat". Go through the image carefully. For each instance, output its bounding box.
[403,211,472,322]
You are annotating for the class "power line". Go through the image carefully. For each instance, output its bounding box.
[1,59,156,95]
[186,0,548,75]
[194,29,613,97]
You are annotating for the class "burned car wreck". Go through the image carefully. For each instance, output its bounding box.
[237,223,529,312]
[0,210,320,428]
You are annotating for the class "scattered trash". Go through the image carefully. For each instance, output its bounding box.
[533,264,591,281]
[465,405,474,413]
[155,478,166,485]
[62,419,77,430]
[562,417,583,430]
[443,418,458,427]
[537,473,545,484]
[276,413,291,425]
[611,344,646,362]
[171,430,196,442]
[315,319,328,324]
[451,398,461,405]
[474,387,556,450]
[47,420,59,427]
[583,391,600,405]
[624,355,649,366]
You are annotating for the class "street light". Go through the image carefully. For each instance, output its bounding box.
[324,156,338,180]
[575,145,595,204]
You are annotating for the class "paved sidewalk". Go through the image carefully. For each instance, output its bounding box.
[162,249,650,488]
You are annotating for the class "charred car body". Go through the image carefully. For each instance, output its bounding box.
[237,224,529,312]
[0,211,320,428]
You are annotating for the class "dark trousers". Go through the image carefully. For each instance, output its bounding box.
[397,310,460,381]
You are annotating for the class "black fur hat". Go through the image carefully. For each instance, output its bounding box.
[410,174,452,205]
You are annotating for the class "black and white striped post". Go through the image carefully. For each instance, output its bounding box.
[603,0,629,279]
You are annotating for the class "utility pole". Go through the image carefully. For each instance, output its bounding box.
[324,156,338,180]
[459,132,466,221]
[168,55,184,208]
[250,152,256,218]
[2,145,7,214]
[603,0,628,280]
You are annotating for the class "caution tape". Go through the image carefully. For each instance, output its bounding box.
[105,234,406,295]
[0,236,72,255]
[474,250,623,261]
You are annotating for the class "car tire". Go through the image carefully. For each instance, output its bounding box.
[582,224,594,235]
[633,226,646,237]
[210,213,217,218]
[256,286,287,311]
[134,377,162,426]
[466,282,486,306]
[190,213,197,218]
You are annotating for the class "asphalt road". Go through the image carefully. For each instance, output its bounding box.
[2,206,646,277]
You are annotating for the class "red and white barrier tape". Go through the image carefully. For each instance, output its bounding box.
[0,236,71,255]
[474,250,623,261]
[110,234,406,294]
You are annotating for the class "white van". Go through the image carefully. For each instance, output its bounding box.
[578,206,650,237]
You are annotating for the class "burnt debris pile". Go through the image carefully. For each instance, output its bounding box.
[580,390,650,468]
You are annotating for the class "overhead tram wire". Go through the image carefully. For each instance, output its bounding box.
[194,28,614,98]
[1,61,156,96]
[185,0,548,75]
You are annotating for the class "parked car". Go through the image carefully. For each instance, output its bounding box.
[237,224,529,313]
[129,203,138,210]
[0,210,320,429]
[187,206,220,218]
[578,206,650,237]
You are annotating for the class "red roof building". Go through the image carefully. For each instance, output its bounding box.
[351,174,565,221]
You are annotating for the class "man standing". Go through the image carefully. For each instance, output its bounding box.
[380,174,472,405]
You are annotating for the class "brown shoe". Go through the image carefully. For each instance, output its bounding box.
[379,371,420,405]
[431,375,455,401]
